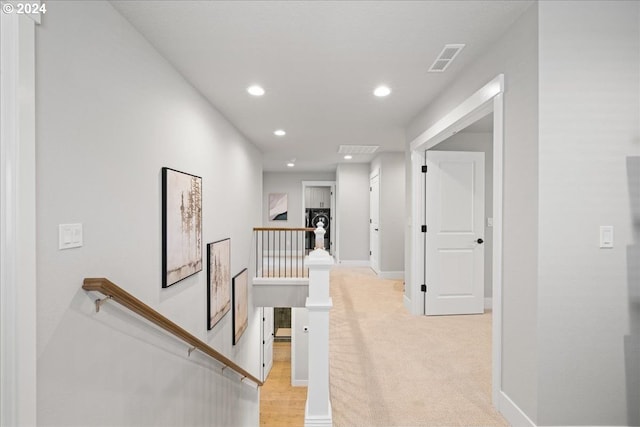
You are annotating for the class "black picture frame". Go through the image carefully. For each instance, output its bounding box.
[207,238,231,330]
[162,167,203,288]
[232,268,249,345]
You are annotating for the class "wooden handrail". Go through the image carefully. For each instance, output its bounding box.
[82,278,263,387]
[253,227,315,232]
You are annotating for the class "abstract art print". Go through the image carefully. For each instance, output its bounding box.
[162,167,202,288]
[207,239,231,330]
[232,268,249,345]
[268,193,288,221]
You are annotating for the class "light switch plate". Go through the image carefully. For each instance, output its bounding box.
[599,225,613,249]
[59,223,83,250]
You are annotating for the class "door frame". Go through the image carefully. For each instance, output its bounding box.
[369,169,380,274]
[301,181,336,255]
[1,9,39,426]
[408,74,504,406]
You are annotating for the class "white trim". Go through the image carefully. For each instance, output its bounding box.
[409,74,505,410]
[304,400,333,427]
[291,307,298,387]
[335,260,370,267]
[498,391,536,427]
[379,271,404,280]
[0,12,37,426]
[484,297,493,310]
[292,379,308,387]
[5,1,42,24]
[369,168,380,274]
[491,92,504,406]
[409,75,503,151]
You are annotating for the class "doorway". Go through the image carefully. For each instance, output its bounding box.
[301,181,336,255]
[409,75,504,406]
[274,307,291,342]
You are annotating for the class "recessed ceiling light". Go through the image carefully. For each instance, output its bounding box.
[344,155,353,160]
[247,85,265,96]
[374,85,391,97]
[287,162,295,168]
[274,129,286,136]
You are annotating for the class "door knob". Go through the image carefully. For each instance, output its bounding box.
[476,238,484,244]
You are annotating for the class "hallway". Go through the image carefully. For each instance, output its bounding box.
[261,266,506,426]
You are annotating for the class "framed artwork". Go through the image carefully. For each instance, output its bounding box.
[162,167,202,288]
[207,238,231,330]
[268,193,288,221]
[232,268,249,345]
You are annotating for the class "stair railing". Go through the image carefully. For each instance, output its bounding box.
[82,277,262,387]
[253,227,315,278]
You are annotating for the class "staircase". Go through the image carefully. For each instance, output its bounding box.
[253,223,334,427]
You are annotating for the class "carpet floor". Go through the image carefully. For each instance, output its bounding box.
[329,267,508,427]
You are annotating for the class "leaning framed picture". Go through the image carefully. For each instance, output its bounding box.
[268,193,288,221]
[207,238,231,330]
[232,268,249,345]
[162,167,203,288]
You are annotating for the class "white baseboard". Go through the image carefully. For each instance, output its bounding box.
[304,400,332,427]
[336,260,370,267]
[292,379,308,387]
[484,297,492,310]
[379,271,404,280]
[499,391,536,427]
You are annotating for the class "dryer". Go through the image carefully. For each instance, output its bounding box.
[308,208,331,250]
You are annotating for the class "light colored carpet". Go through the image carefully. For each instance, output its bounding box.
[329,267,508,427]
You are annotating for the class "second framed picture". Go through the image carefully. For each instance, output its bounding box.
[207,238,231,330]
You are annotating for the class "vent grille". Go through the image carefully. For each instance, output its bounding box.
[428,44,465,73]
[338,145,379,155]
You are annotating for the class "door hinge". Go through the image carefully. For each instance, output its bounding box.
[370,250,372,255]
[263,363,265,367]
[421,165,428,173]
[421,225,427,233]
[263,340,265,344]
[421,284,427,292]
[262,317,265,321]
[370,187,372,191]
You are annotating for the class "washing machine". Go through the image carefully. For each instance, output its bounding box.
[309,208,331,250]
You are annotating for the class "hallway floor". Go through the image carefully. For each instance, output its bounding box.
[260,266,506,427]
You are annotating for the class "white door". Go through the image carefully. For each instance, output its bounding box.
[425,151,485,315]
[261,307,274,381]
[370,172,380,273]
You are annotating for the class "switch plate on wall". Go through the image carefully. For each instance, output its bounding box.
[599,225,614,248]
[59,223,83,250]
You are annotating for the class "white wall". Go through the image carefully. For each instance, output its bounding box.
[336,164,370,263]
[431,131,493,299]
[370,153,405,276]
[537,2,639,425]
[406,3,539,421]
[36,2,262,425]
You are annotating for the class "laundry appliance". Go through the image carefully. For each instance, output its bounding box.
[307,208,331,251]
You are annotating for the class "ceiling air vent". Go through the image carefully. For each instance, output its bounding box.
[338,145,379,155]
[428,44,465,73]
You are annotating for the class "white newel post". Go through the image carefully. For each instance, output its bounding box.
[304,221,334,427]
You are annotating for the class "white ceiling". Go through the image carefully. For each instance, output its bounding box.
[112,0,531,172]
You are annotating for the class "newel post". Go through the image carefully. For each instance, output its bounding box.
[304,220,334,427]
